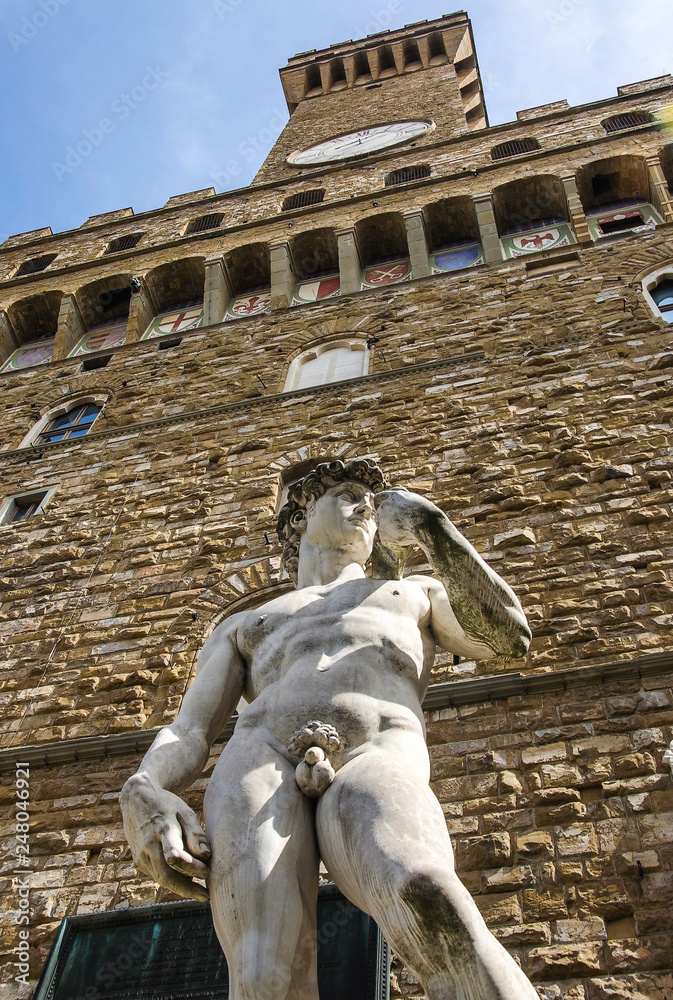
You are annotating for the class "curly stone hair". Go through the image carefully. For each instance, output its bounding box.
[276,458,387,583]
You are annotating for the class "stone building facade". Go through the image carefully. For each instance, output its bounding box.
[1,10,672,999]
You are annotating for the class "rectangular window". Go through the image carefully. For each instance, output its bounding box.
[0,487,56,525]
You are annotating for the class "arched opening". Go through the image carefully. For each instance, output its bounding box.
[356,213,411,289]
[491,138,541,161]
[1,291,62,372]
[424,197,483,272]
[493,175,574,258]
[75,274,133,354]
[577,155,661,238]
[290,229,340,305]
[143,257,205,340]
[225,243,271,320]
[385,165,431,187]
[601,111,652,134]
[284,340,369,392]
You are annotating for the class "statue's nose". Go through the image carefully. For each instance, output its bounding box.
[355,496,374,516]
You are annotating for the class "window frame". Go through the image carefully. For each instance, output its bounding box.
[642,265,673,323]
[0,486,57,526]
[185,214,225,235]
[18,396,107,449]
[283,340,370,393]
[15,254,59,276]
[103,233,144,255]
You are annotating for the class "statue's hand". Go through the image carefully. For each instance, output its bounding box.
[375,488,442,551]
[120,774,210,901]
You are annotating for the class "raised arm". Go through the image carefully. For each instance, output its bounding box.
[120,616,246,900]
[376,489,531,660]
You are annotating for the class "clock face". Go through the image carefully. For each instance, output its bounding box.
[287,120,435,166]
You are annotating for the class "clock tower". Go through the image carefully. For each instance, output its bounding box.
[254,11,487,185]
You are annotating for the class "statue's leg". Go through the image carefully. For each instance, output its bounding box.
[205,733,320,1000]
[316,732,539,1000]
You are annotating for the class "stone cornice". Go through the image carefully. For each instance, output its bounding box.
[1,651,670,773]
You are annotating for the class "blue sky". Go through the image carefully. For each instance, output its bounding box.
[0,0,670,242]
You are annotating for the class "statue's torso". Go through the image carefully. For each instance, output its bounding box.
[232,575,436,755]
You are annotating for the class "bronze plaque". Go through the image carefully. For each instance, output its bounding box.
[34,885,390,1000]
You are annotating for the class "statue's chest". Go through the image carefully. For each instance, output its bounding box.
[238,579,428,662]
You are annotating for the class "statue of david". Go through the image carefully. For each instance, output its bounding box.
[121,458,540,1000]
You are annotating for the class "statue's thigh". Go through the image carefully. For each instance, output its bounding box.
[205,735,319,962]
[316,747,454,911]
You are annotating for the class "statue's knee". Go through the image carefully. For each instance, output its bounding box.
[399,872,473,952]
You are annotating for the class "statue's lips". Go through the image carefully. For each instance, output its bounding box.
[348,515,373,528]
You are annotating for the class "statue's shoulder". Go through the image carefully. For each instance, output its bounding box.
[201,609,250,653]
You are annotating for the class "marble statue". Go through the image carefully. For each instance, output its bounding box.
[121,458,539,1000]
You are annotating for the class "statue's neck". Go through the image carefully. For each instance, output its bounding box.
[296,542,367,588]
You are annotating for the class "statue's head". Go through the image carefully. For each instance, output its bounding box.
[276,459,387,583]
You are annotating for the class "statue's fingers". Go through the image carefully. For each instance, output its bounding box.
[167,853,210,879]
[159,826,210,879]
[139,840,209,901]
[178,808,212,861]
[158,862,209,901]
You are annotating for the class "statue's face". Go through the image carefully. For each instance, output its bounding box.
[304,480,377,559]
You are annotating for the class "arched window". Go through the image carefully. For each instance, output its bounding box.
[652,281,673,322]
[644,271,673,323]
[20,399,105,449]
[284,342,369,392]
[36,403,102,444]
